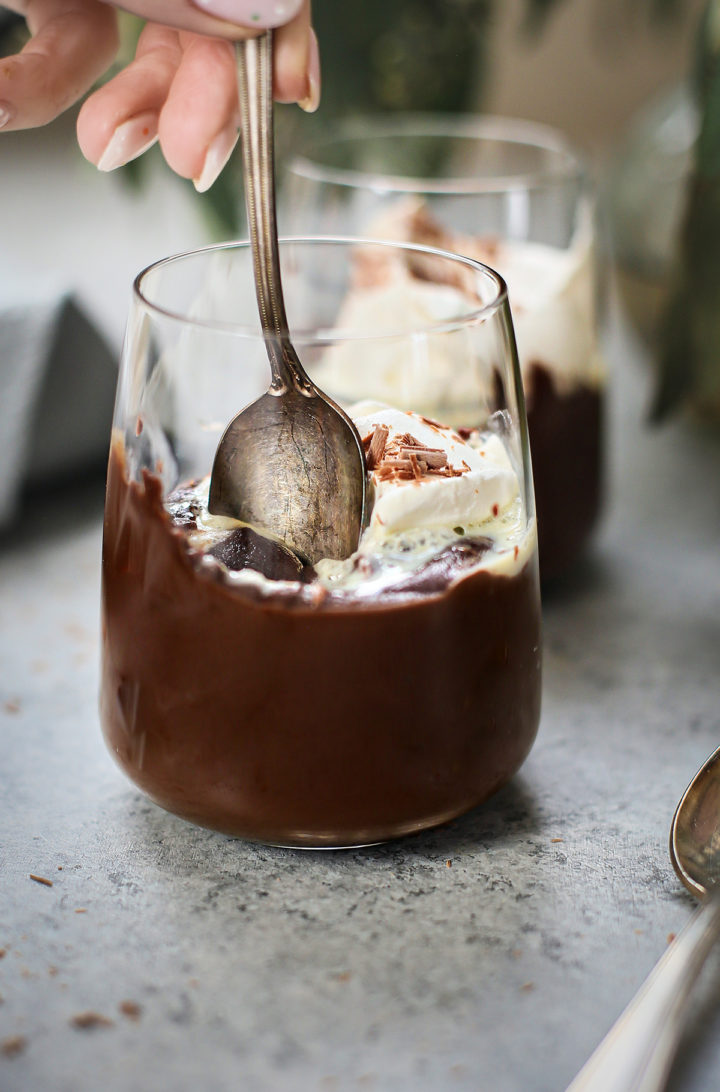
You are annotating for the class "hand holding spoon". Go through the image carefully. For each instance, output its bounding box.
[209,33,366,565]
[566,745,720,1091]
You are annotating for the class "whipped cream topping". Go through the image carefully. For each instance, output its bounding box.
[321,196,604,401]
[313,403,532,594]
[354,402,516,541]
[470,234,603,393]
[167,401,534,596]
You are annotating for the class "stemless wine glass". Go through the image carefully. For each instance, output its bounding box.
[100,236,541,848]
[285,115,605,581]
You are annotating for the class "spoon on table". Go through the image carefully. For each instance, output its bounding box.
[208,32,366,565]
[566,744,720,1092]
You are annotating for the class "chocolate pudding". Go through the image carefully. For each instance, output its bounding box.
[525,362,602,581]
[101,404,541,846]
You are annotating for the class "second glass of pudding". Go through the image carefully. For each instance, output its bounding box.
[286,116,605,581]
[101,237,541,848]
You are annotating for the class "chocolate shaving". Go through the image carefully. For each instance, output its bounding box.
[425,465,465,477]
[400,446,447,468]
[381,457,413,470]
[371,427,470,483]
[409,452,423,480]
[365,425,389,471]
[376,463,415,482]
[396,432,427,448]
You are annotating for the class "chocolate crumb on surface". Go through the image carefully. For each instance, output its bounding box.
[0,949,6,959]
[119,1000,142,1021]
[29,875,53,887]
[70,1011,113,1030]
[3,700,20,714]
[1,1035,27,1058]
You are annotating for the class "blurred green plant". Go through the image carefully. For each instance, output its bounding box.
[654,0,720,420]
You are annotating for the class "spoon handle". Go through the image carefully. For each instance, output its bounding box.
[565,894,720,1092]
[236,34,312,395]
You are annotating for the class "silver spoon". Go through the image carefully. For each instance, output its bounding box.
[208,33,366,564]
[566,744,720,1092]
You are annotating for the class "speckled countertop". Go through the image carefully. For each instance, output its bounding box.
[1,318,719,1092]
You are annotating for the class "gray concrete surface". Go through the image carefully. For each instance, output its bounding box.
[1,318,719,1092]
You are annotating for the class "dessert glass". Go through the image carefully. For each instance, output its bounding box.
[101,237,541,848]
[285,115,605,580]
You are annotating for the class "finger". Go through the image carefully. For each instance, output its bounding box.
[0,0,119,130]
[76,23,182,167]
[111,0,316,105]
[273,2,318,109]
[157,32,238,187]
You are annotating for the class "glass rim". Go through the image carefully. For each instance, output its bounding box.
[132,234,510,341]
[288,113,586,195]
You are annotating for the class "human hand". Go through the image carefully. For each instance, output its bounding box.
[0,0,318,190]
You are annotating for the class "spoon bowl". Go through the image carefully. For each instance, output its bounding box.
[209,32,366,564]
[671,744,720,900]
[209,379,366,563]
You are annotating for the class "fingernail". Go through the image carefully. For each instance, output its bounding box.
[190,0,303,29]
[298,28,320,113]
[0,101,14,128]
[193,126,239,193]
[97,112,158,171]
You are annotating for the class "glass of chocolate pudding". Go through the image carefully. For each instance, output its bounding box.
[285,116,605,580]
[101,237,541,847]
